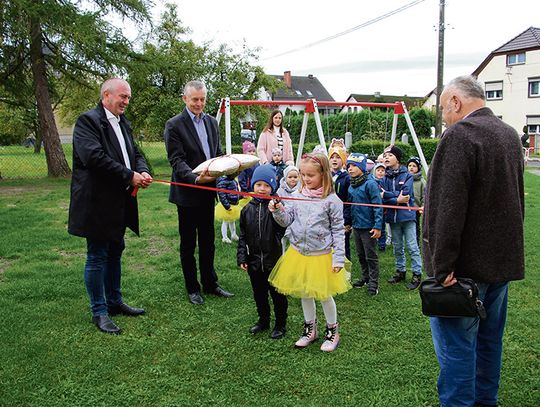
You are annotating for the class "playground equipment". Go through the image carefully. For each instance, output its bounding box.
[216,98,429,173]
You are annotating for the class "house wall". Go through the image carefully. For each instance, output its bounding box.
[422,93,437,111]
[477,50,540,134]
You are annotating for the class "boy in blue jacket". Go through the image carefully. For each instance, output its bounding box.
[381,145,422,290]
[345,153,383,296]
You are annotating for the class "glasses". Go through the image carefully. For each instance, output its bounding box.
[301,153,323,167]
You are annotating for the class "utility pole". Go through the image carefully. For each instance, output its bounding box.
[435,0,445,137]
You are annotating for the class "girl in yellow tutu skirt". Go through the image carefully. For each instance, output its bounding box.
[215,172,241,243]
[268,152,351,352]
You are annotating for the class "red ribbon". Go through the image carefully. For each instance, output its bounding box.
[133,179,422,212]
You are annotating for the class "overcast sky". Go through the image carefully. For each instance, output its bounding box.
[140,0,539,101]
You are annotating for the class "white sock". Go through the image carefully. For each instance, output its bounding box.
[221,222,228,239]
[301,298,316,322]
[321,297,337,325]
[228,221,237,237]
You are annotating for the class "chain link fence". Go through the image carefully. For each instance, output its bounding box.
[0,142,174,179]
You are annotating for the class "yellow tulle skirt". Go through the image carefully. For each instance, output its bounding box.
[269,247,352,300]
[215,203,241,221]
[237,196,251,209]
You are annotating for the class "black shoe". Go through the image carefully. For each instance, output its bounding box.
[92,315,121,334]
[249,321,269,334]
[270,326,286,339]
[204,286,234,298]
[368,289,379,296]
[352,279,368,288]
[406,274,421,290]
[188,292,204,305]
[108,303,145,316]
[387,271,406,284]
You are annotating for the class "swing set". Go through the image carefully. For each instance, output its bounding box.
[215,97,429,173]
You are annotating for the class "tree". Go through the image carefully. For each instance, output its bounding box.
[0,0,152,176]
[127,3,280,142]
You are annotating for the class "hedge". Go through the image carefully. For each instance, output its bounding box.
[229,138,440,164]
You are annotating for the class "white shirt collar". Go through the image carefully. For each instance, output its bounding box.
[104,107,120,123]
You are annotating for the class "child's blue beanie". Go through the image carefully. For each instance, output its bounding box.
[346,153,368,172]
[251,164,277,193]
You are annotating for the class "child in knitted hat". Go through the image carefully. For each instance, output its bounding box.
[270,147,286,183]
[237,164,288,339]
[328,138,351,260]
[381,145,423,290]
[372,162,388,251]
[345,153,383,296]
[276,165,300,253]
[215,171,241,243]
[277,165,300,198]
[238,141,259,195]
[407,157,426,246]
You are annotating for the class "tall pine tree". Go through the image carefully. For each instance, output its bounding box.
[0,0,152,176]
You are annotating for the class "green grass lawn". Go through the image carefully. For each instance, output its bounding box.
[0,173,539,406]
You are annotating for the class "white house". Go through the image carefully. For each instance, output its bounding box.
[472,27,540,141]
[259,71,339,115]
[342,93,425,114]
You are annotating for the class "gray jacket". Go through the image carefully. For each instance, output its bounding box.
[272,191,345,267]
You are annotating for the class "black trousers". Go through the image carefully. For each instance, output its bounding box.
[176,203,218,294]
[353,228,380,291]
[248,267,288,328]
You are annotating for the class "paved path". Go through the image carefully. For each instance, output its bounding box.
[526,158,540,175]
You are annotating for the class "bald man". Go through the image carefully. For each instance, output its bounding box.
[69,78,153,334]
[423,75,525,407]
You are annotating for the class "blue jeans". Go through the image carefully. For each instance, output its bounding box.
[84,238,125,316]
[430,282,509,407]
[390,220,422,275]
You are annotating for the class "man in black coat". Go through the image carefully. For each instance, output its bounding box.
[164,80,234,305]
[68,78,153,334]
[423,75,525,407]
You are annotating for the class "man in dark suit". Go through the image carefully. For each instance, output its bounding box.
[164,80,234,305]
[423,75,525,407]
[68,78,153,334]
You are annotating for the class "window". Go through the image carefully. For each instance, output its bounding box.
[507,52,526,65]
[529,78,540,97]
[306,90,313,96]
[294,90,302,96]
[527,116,540,134]
[485,81,503,100]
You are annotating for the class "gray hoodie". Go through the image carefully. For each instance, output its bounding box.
[272,191,345,267]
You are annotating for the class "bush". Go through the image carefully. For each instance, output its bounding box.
[229,138,440,164]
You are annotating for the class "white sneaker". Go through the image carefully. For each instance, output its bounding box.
[231,234,239,241]
[222,237,232,244]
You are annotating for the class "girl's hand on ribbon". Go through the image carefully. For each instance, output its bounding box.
[268,198,283,213]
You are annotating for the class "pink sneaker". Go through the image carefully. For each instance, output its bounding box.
[320,323,340,352]
[294,320,318,348]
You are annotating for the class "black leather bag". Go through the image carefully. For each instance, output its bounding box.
[419,277,486,319]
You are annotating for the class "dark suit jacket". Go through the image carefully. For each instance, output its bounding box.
[422,107,525,284]
[164,107,222,207]
[68,102,149,241]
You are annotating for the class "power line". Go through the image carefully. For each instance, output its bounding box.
[264,0,427,60]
